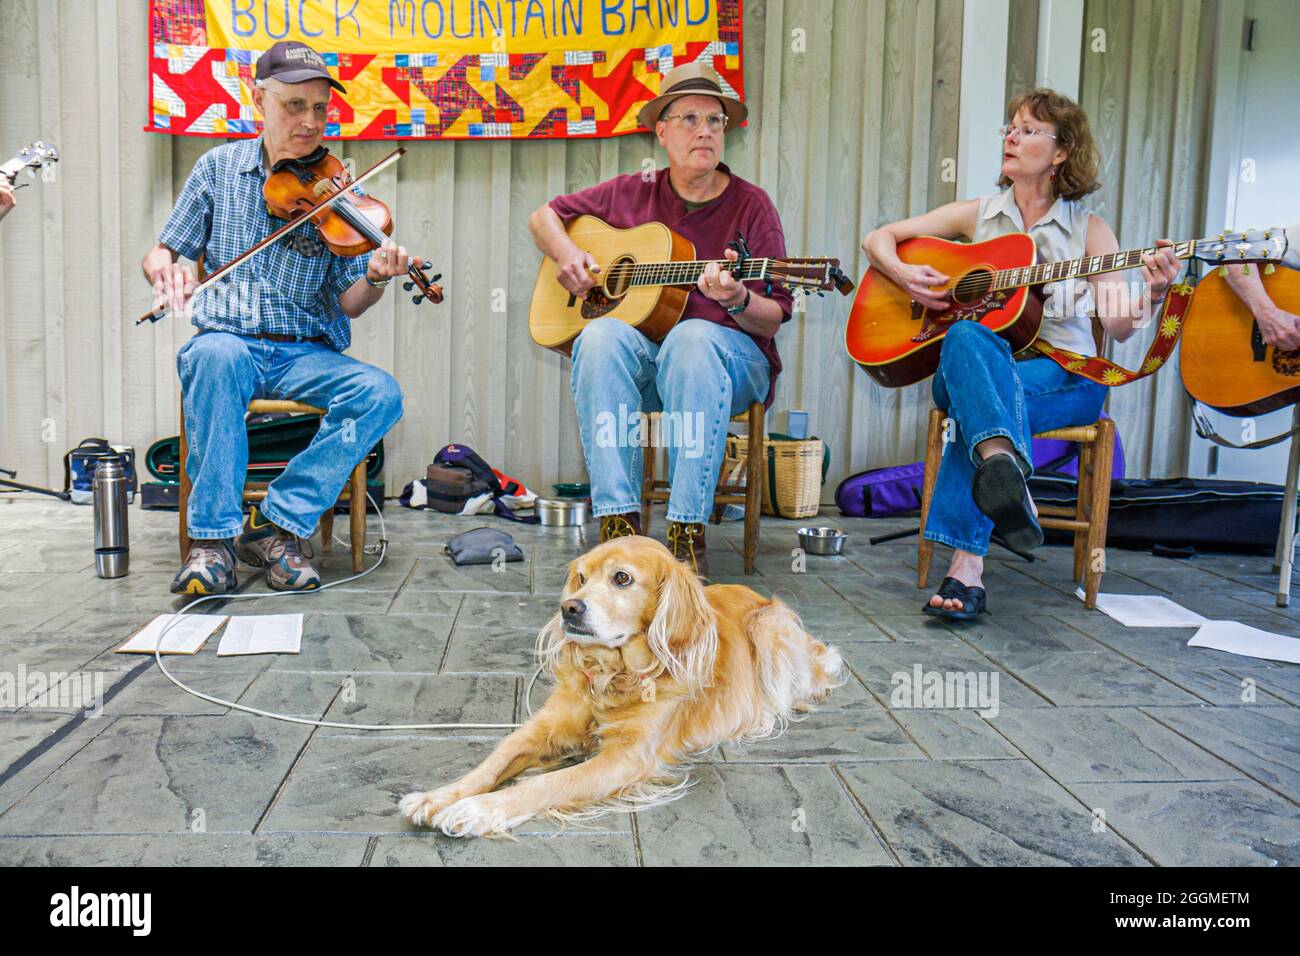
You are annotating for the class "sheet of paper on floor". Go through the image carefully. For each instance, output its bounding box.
[217,613,303,656]
[1188,620,1300,664]
[1076,589,1208,627]
[115,613,228,654]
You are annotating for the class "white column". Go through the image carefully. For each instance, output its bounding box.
[1035,0,1085,97]
[957,0,1010,201]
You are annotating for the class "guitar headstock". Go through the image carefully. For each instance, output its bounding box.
[769,258,856,296]
[1,141,59,184]
[1194,227,1288,264]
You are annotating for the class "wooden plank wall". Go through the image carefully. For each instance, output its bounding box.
[0,0,1217,502]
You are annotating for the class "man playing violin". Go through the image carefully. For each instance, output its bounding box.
[142,40,416,595]
[527,62,793,577]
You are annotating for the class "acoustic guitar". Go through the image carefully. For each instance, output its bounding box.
[1181,266,1300,416]
[844,228,1288,388]
[529,215,854,355]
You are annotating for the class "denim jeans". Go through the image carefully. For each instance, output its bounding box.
[177,331,403,541]
[925,320,1106,556]
[570,317,771,525]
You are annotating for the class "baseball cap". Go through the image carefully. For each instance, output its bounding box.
[255,40,346,94]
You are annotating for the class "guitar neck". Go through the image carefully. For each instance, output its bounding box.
[990,240,1197,291]
[610,258,772,288]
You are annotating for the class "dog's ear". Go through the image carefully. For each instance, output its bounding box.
[646,555,717,693]
[535,612,568,676]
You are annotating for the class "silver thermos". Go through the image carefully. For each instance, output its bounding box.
[93,455,130,578]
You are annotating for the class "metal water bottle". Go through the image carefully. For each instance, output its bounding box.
[93,455,130,578]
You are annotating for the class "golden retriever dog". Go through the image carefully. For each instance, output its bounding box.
[400,535,846,837]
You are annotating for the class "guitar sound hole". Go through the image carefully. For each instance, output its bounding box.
[603,255,636,298]
[950,269,992,305]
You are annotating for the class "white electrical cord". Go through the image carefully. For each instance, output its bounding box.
[152,492,545,729]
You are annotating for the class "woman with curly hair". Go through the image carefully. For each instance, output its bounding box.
[861,89,1183,620]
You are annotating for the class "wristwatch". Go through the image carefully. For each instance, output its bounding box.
[724,288,751,317]
[365,272,392,288]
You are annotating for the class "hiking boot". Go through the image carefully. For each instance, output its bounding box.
[171,539,238,595]
[236,506,321,591]
[666,520,708,578]
[599,512,642,543]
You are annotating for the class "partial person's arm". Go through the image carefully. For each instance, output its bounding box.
[861,200,981,311]
[528,203,599,296]
[338,240,425,320]
[0,182,14,221]
[1084,215,1182,344]
[1224,264,1300,351]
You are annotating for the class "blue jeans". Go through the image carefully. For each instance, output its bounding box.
[570,318,771,525]
[925,321,1106,556]
[177,331,403,541]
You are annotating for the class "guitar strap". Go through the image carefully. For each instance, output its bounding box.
[1026,279,1195,386]
[1189,399,1300,450]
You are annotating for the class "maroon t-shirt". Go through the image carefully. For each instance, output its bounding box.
[548,162,793,407]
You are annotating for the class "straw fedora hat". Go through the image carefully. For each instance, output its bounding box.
[636,61,747,132]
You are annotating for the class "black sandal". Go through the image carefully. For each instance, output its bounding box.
[922,576,987,622]
[972,453,1044,559]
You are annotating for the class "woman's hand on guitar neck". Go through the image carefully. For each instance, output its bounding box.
[893,262,951,312]
[556,247,600,296]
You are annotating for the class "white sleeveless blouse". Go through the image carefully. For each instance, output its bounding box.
[972,188,1098,357]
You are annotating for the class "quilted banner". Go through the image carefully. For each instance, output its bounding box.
[147,0,744,139]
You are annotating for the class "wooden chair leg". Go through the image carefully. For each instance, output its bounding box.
[640,441,655,536]
[1072,439,1094,584]
[1080,419,1115,608]
[743,402,763,575]
[319,502,335,552]
[178,395,192,562]
[917,407,945,590]
[350,462,366,572]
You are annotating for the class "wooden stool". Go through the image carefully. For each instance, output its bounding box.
[640,402,765,575]
[917,406,1116,608]
[178,398,368,572]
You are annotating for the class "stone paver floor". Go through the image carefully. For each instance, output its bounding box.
[0,496,1296,866]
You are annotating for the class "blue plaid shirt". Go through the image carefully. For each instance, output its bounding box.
[158,136,371,351]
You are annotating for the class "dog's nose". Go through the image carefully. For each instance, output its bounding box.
[561,599,586,619]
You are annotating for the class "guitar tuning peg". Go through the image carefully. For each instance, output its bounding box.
[1266,263,1277,275]
[1218,266,1229,278]
[1242,264,1251,275]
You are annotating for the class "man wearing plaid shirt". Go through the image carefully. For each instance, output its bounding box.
[141,41,419,595]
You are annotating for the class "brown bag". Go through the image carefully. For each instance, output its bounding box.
[424,462,492,514]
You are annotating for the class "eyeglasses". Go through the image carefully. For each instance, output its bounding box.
[662,111,729,133]
[998,124,1058,141]
[266,90,330,121]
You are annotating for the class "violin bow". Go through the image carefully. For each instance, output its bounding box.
[137,146,407,325]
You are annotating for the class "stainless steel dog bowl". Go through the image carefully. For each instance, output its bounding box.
[537,496,590,527]
[797,526,846,555]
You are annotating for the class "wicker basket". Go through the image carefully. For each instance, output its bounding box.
[724,434,824,519]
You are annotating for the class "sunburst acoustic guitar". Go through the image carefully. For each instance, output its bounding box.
[1181,265,1300,416]
[844,228,1288,388]
[529,215,855,355]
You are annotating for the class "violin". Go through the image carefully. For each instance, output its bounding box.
[264,146,443,305]
[138,146,442,325]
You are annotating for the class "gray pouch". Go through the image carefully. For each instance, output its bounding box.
[444,527,525,566]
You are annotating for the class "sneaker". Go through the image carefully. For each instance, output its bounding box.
[666,520,708,578]
[170,539,238,595]
[599,512,641,543]
[234,505,279,568]
[236,505,322,591]
[264,533,321,591]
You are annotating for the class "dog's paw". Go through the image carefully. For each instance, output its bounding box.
[430,795,528,838]
[399,786,465,828]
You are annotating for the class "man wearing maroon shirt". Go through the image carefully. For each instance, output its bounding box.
[528,63,792,576]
